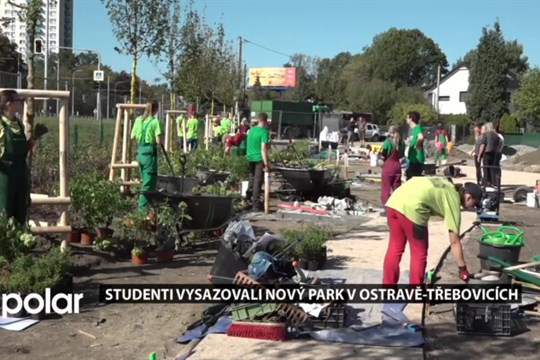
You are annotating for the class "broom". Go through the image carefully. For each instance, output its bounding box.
[226,321,286,341]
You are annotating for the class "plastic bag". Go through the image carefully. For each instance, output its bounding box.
[223,220,256,247]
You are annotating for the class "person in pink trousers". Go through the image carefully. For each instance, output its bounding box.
[380,126,405,215]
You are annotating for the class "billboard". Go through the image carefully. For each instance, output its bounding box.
[248,67,296,88]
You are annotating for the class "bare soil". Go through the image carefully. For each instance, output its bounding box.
[425,203,540,360]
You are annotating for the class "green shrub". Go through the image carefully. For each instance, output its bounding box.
[500,113,520,133]
[282,225,333,260]
[0,212,35,263]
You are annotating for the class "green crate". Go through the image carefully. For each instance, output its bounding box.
[231,303,278,321]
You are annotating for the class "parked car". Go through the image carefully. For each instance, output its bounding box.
[341,123,382,142]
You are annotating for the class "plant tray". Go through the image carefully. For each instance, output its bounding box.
[309,303,347,330]
[454,303,512,336]
[231,303,279,321]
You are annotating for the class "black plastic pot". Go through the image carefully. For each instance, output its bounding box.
[479,241,522,271]
[157,175,199,194]
[143,191,235,230]
[3,297,27,318]
[209,240,249,285]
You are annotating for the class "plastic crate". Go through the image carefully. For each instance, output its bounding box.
[309,303,347,330]
[231,303,279,321]
[455,303,511,336]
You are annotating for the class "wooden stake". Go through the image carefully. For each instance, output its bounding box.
[205,114,210,151]
[343,153,349,179]
[121,110,130,193]
[109,106,123,181]
[164,113,170,152]
[264,171,270,214]
[59,99,69,227]
[182,114,187,153]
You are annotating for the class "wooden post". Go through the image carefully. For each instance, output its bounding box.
[335,148,339,167]
[182,115,187,154]
[121,109,130,192]
[264,171,270,214]
[343,153,349,180]
[164,113,170,152]
[109,106,123,181]
[327,144,331,163]
[58,99,69,226]
[205,114,210,150]
[126,114,133,188]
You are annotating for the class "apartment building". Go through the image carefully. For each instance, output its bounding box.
[0,0,73,56]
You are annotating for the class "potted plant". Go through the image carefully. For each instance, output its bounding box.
[282,225,331,271]
[69,176,96,245]
[120,210,152,265]
[155,202,190,263]
[91,177,128,239]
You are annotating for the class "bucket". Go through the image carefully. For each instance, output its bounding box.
[527,192,538,208]
[370,153,379,167]
[478,226,524,271]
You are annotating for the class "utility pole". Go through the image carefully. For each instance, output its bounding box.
[106,75,110,119]
[43,0,50,115]
[17,53,21,89]
[56,55,60,114]
[436,64,441,121]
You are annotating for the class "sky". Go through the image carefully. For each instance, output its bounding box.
[74,0,540,84]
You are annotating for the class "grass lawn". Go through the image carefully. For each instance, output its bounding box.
[36,117,117,144]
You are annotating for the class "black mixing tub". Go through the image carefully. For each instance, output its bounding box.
[156,175,200,194]
[143,190,234,231]
[273,166,334,201]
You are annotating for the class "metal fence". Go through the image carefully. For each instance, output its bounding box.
[504,132,540,148]
[0,70,20,88]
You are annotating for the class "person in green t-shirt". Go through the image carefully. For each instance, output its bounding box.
[176,113,186,149]
[131,101,162,213]
[245,112,270,211]
[383,177,482,286]
[405,111,425,180]
[185,114,199,152]
[220,112,232,135]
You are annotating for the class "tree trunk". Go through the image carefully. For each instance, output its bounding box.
[130,56,138,105]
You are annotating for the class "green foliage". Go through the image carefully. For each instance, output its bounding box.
[314,52,352,106]
[513,68,540,126]
[93,238,112,252]
[0,212,35,263]
[155,201,190,250]
[0,248,70,294]
[499,113,520,133]
[363,28,448,87]
[346,78,397,123]
[0,32,26,74]
[466,21,508,125]
[387,102,437,125]
[282,225,333,260]
[102,0,171,103]
[440,114,469,126]
[70,173,129,229]
[269,141,311,165]
[456,39,528,76]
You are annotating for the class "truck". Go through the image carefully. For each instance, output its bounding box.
[249,100,317,139]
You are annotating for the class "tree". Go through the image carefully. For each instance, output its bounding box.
[7,0,43,139]
[314,52,352,106]
[466,21,508,125]
[152,0,182,107]
[499,113,519,132]
[387,102,437,125]
[363,28,448,87]
[102,0,171,104]
[346,78,396,123]
[454,39,528,75]
[283,53,318,102]
[0,33,26,74]
[513,68,540,125]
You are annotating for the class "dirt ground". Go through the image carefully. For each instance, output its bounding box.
[4,158,540,360]
[425,202,540,360]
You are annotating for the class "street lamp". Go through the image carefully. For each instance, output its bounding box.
[71,69,83,117]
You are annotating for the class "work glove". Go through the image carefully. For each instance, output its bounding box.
[34,123,49,139]
[458,266,470,282]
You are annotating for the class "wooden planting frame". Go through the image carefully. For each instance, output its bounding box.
[164,110,187,153]
[0,88,71,234]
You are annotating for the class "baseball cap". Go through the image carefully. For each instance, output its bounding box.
[463,182,483,207]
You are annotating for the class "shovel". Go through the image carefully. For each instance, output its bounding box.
[160,143,176,177]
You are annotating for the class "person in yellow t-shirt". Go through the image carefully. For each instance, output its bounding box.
[383,177,482,286]
[176,113,186,149]
[185,114,199,152]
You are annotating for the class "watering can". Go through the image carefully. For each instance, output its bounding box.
[478,225,524,247]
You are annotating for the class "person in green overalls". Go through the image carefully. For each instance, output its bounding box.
[434,123,449,170]
[131,101,162,214]
[176,113,186,150]
[186,113,199,152]
[0,90,48,224]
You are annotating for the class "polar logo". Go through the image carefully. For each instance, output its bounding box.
[1,289,84,318]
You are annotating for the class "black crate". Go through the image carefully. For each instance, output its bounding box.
[309,303,347,330]
[455,303,512,336]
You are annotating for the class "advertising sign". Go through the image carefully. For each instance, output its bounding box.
[248,67,296,88]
